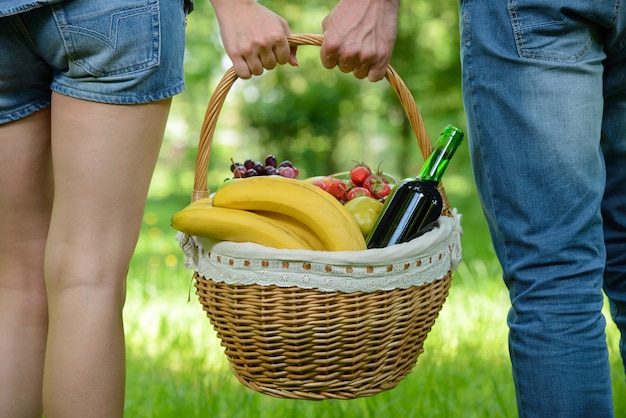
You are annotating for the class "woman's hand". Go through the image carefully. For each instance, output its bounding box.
[210,0,298,79]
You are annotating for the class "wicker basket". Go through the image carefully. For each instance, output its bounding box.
[182,34,461,400]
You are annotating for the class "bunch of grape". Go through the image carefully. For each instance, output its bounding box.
[230,154,299,179]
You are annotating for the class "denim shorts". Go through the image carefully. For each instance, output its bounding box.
[0,0,187,124]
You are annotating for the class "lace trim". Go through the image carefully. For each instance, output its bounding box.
[178,210,462,293]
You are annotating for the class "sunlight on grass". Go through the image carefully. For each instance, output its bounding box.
[434,259,509,358]
[125,297,227,374]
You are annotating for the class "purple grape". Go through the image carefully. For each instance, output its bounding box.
[265,154,277,168]
[244,159,255,170]
[230,161,241,172]
[265,166,278,175]
[254,162,266,175]
[278,166,297,179]
[231,155,297,178]
[233,165,247,178]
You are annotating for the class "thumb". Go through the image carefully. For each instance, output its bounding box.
[289,46,298,67]
[321,15,329,33]
[281,20,299,67]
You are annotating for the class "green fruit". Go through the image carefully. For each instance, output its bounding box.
[217,177,241,192]
[343,196,383,238]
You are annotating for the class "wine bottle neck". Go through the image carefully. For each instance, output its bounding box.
[417,125,464,184]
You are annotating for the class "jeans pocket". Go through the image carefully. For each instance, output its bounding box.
[52,0,161,77]
[507,0,594,63]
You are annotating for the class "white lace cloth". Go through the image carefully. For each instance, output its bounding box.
[177,210,462,293]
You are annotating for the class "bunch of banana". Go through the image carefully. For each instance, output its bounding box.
[171,177,367,251]
[250,210,326,251]
[171,198,313,250]
[212,176,367,251]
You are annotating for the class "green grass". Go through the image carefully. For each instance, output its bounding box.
[123,263,516,418]
[122,188,626,417]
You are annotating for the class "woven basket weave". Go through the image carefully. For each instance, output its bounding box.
[185,34,459,400]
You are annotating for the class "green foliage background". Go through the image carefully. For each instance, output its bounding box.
[124,1,626,416]
[156,0,465,195]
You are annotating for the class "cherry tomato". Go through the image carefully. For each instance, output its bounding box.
[343,196,384,238]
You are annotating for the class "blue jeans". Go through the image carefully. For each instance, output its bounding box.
[460,0,626,416]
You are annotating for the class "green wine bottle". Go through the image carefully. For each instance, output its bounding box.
[366,125,464,248]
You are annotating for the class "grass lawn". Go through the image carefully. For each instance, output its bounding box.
[121,193,626,417]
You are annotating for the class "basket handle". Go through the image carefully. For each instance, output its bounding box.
[192,33,450,212]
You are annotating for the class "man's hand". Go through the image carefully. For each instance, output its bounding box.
[320,0,400,82]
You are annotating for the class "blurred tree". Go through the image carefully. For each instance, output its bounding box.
[392,0,465,175]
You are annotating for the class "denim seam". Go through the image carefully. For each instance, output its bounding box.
[0,98,50,125]
[9,14,39,53]
[51,80,185,105]
[461,0,512,281]
[607,0,626,57]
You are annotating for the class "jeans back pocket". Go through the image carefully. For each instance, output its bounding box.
[507,0,595,63]
[52,0,160,77]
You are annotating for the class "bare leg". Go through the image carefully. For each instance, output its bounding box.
[0,108,53,418]
[42,93,171,418]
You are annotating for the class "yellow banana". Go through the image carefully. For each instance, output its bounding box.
[252,210,327,251]
[189,196,213,206]
[182,196,326,250]
[171,204,313,250]
[212,176,367,251]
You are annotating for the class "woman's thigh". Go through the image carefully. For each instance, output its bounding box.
[0,109,53,288]
[44,94,171,292]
